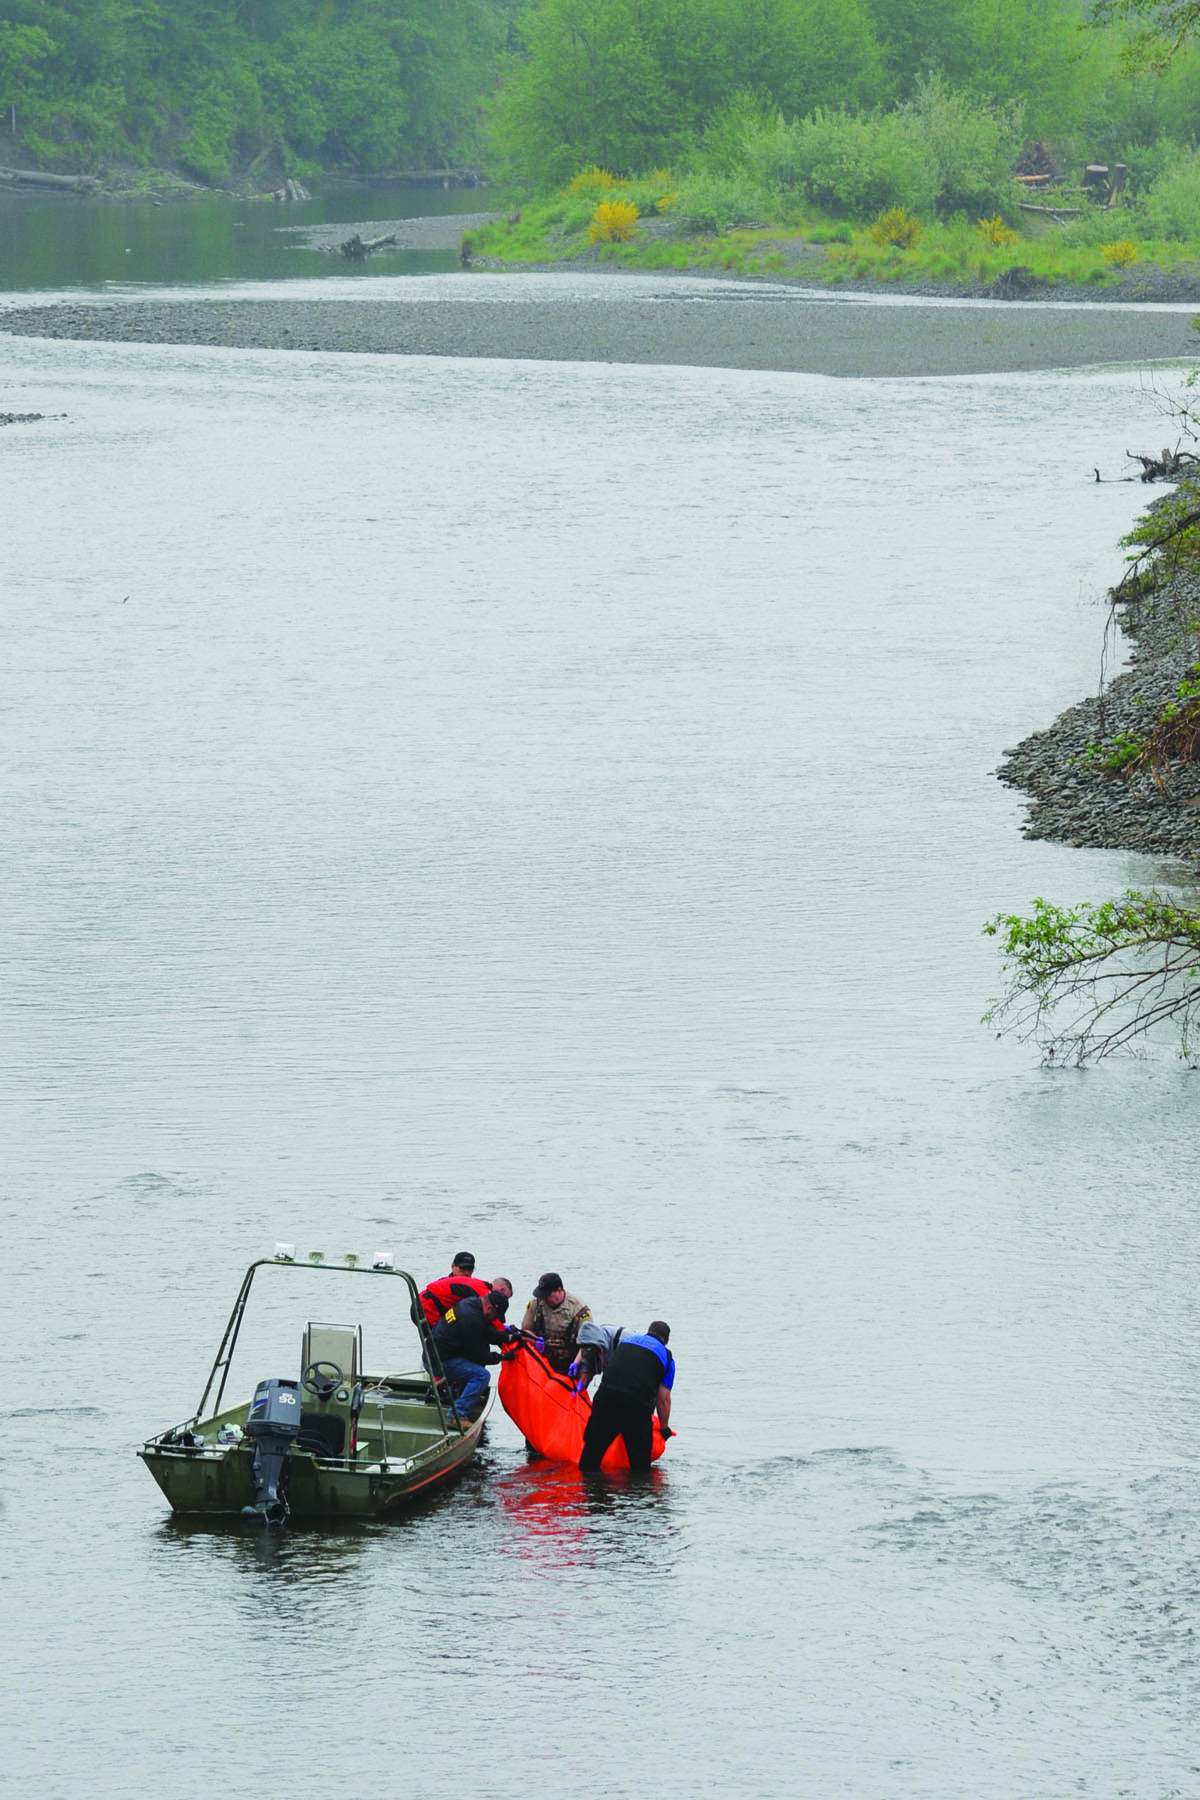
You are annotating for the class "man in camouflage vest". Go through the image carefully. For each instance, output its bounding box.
[521,1272,591,1374]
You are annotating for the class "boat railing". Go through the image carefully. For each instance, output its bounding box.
[192,1257,464,1439]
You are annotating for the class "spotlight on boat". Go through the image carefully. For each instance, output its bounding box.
[308,1250,325,1264]
[242,1377,301,1527]
[273,1242,295,1262]
[372,1251,394,1270]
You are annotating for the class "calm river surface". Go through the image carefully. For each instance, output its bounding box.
[2,231,1199,1797]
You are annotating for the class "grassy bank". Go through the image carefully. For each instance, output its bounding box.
[464,183,1200,295]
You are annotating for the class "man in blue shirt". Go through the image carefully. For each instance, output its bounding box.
[579,1321,674,1472]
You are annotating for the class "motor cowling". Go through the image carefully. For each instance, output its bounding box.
[243,1377,301,1525]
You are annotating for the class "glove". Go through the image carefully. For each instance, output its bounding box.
[659,1425,674,1440]
[567,1358,581,1381]
[534,1336,545,1354]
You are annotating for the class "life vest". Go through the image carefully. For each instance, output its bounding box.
[497,1338,667,1469]
[419,1274,489,1327]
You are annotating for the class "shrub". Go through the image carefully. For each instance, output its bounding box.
[588,198,639,243]
[762,107,937,217]
[978,214,1019,246]
[901,77,1024,220]
[1101,239,1139,267]
[1133,148,1200,241]
[622,170,678,216]
[734,82,1022,222]
[870,205,922,248]
[672,173,768,233]
[568,167,624,195]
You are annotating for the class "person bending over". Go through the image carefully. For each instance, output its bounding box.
[570,1321,624,1394]
[431,1289,513,1419]
[579,1321,674,1473]
[419,1252,512,1327]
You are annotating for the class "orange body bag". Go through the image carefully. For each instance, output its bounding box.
[497,1339,667,1468]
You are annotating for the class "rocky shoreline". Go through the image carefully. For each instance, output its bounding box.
[999,522,1200,868]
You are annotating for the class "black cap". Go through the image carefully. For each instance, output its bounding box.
[487,1290,510,1318]
[451,1251,475,1272]
[532,1272,563,1299]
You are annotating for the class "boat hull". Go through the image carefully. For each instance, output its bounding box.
[140,1410,488,1520]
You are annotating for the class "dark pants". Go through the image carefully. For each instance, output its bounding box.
[580,1386,654,1471]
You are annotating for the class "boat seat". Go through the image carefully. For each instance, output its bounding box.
[296,1413,346,1458]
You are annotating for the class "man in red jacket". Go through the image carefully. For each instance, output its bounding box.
[419,1253,512,1327]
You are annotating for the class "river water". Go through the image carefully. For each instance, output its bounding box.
[2,200,1199,1797]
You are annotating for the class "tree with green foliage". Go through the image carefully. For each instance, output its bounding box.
[0,0,514,178]
[985,892,1200,1061]
[492,0,885,187]
[1091,0,1200,64]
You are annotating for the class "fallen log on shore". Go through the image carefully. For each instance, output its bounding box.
[1018,201,1083,220]
[0,165,99,192]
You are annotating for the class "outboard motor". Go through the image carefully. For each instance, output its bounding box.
[242,1377,301,1526]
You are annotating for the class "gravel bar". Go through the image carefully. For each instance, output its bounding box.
[1,287,1198,376]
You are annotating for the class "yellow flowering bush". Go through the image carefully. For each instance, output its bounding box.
[588,198,639,243]
[1101,240,1139,268]
[977,214,1019,247]
[869,206,922,249]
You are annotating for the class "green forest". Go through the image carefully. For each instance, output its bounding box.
[1,0,1200,212]
[0,0,518,180]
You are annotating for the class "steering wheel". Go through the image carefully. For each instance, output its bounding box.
[301,1360,344,1402]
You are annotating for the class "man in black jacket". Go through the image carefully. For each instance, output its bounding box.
[579,1321,675,1472]
[430,1289,512,1418]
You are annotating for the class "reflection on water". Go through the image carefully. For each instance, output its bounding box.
[493,1458,672,1575]
[2,327,1199,1799]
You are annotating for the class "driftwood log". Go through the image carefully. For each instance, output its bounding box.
[0,165,99,192]
[1127,447,1200,482]
[339,232,398,260]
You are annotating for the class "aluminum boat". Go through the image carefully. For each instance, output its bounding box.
[139,1250,489,1523]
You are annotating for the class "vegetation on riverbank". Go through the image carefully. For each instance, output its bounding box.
[469,51,1200,294]
[464,176,1200,294]
[5,0,1200,213]
[985,890,1200,1061]
[0,0,514,183]
[991,463,1200,1062]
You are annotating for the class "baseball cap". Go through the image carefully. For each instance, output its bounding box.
[532,1272,563,1298]
[451,1251,476,1272]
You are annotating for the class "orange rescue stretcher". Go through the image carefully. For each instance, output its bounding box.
[497,1337,669,1468]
